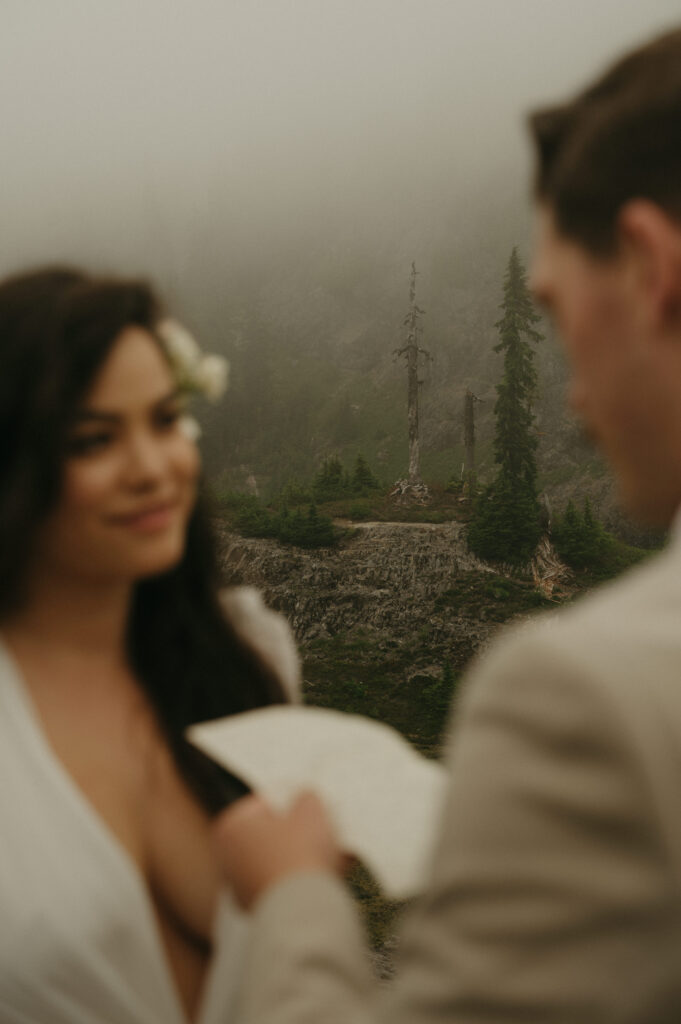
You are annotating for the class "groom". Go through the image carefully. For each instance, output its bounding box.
[216,26,681,1024]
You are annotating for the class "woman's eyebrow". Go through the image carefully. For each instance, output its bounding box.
[73,390,182,423]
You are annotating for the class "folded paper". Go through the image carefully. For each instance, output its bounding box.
[187,706,448,900]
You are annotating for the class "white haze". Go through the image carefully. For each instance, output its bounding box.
[0,0,678,289]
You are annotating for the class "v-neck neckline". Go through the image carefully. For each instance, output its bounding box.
[0,634,215,1024]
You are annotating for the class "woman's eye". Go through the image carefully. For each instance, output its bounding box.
[156,408,182,429]
[66,433,112,456]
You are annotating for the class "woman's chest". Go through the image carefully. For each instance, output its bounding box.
[35,670,215,873]
[27,681,222,1016]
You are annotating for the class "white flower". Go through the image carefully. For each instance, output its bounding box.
[178,414,202,441]
[155,316,228,439]
[157,318,201,376]
[194,354,230,401]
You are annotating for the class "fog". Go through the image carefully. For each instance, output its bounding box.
[1,0,678,295]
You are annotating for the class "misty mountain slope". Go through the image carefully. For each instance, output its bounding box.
[193,222,627,531]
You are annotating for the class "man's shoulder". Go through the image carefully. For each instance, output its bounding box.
[465,543,681,737]
[495,543,673,656]
[539,542,676,655]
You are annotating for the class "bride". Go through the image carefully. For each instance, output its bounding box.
[0,267,298,1023]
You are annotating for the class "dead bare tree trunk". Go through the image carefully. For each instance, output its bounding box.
[407,332,420,483]
[463,389,481,495]
[395,262,430,485]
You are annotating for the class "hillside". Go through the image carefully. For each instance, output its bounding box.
[219,519,564,756]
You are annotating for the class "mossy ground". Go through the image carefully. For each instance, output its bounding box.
[216,481,472,535]
[317,482,470,525]
[433,571,556,621]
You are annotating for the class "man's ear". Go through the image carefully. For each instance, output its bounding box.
[617,200,681,330]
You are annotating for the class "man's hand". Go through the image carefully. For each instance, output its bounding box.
[213,790,346,910]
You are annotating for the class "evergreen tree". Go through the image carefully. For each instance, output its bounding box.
[304,503,335,547]
[553,497,610,570]
[314,456,348,500]
[469,248,544,563]
[493,248,543,489]
[553,500,584,566]
[352,453,378,493]
[318,456,344,489]
[582,496,604,561]
[231,495,336,549]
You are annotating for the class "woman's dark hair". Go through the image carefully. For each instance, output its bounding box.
[528,26,681,255]
[0,266,285,811]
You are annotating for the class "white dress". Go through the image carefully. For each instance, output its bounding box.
[0,589,301,1024]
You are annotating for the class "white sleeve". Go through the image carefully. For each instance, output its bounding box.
[219,586,302,702]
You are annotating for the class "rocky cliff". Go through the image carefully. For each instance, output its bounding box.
[220,521,554,685]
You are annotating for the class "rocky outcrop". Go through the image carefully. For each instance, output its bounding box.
[219,521,502,657]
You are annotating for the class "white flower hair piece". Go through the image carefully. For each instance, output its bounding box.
[178,414,202,442]
[193,353,229,401]
[156,318,230,403]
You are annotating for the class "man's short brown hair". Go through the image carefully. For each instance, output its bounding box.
[529,26,681,254]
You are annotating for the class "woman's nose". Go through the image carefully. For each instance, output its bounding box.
[122,431,168,486]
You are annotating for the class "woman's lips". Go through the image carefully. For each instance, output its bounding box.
[113,502,179,532]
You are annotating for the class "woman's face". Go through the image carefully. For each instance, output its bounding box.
[34,326,200,587]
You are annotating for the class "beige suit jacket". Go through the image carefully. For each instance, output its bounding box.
[235,540,681,1023]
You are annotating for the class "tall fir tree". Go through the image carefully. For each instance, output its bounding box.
[469,248,544,563]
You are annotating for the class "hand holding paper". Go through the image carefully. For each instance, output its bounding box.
[213,790,344,910]
[187,706,448,900]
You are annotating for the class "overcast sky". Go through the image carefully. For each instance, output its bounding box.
[0,1,679,285]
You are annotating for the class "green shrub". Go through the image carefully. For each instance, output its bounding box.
[352,454,380,494]
[299,503,336,548]
[422,662,459,743]
[468,477,541,565]
[552,499,649,580]
[313,456,348,500]
[229,497,337,549]
[349,501,371,520]
[445,477,463,495]
[279,478,314,505]
[313,453,381,501]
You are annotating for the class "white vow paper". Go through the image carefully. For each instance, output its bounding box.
[187,706,448,900]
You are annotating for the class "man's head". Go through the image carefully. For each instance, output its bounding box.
[529,27,681,255]
[528,27,681,527]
